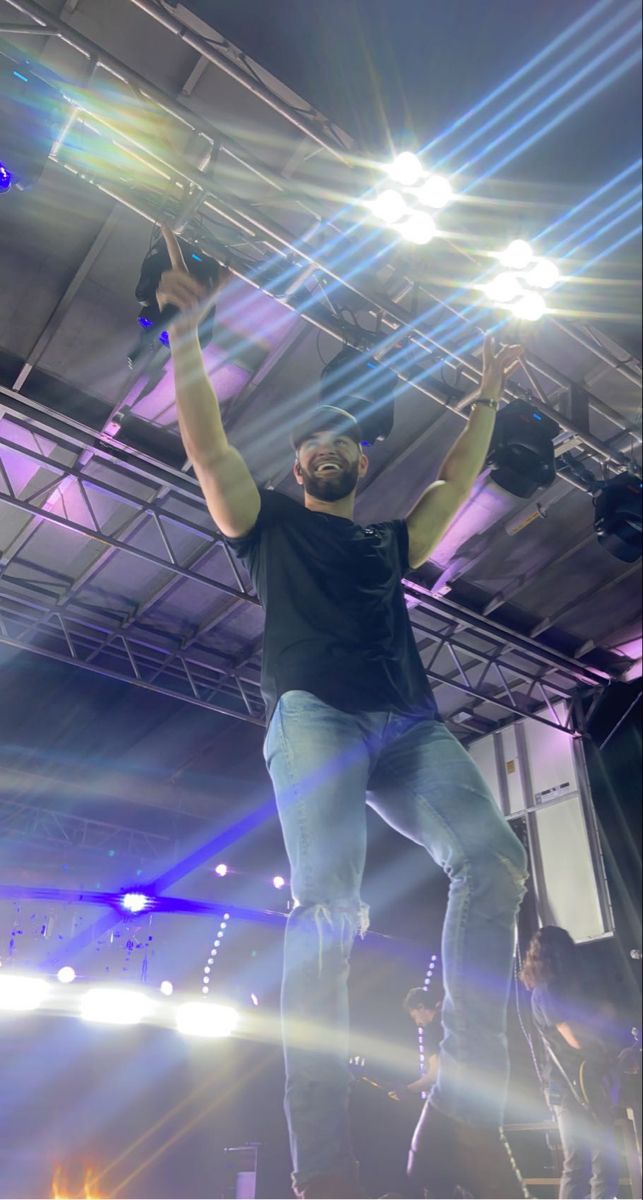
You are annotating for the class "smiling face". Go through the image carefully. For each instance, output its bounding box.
[294,430,368,502]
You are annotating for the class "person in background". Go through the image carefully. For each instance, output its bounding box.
[397,986,443,1098]
[521,926,622,1200]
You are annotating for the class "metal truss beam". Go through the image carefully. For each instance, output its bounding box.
[0,444,611,734]
[0,395,617,733]
[0,400,616,698]
[0,797,172,858]
[4,3,639,475]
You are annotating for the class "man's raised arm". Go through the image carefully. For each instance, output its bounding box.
[405,335,523,569]
[159,226,260,538]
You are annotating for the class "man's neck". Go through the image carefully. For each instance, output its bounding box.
[303,493,356,521]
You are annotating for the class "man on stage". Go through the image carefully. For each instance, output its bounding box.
[159,226,528,1199]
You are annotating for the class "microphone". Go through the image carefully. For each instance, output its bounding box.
[630,949,642,960]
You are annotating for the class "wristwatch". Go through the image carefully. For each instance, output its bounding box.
[473,397,499,410]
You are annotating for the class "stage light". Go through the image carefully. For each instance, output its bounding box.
[511,290,547,322]
[250,993,259,1006]
[388,152,423,186]
[80,987,154,1025]
[129,234,221,368]
[526,258,560,290]
[160,980,174,996]
[499,239,534,270]
[484,272,522,304]
[57,966,76,984]
[487,399,559,499]
[272,875,286,890]
[0,162,12,193]
[417,175,453,208]
[120,892,152,914]
[370,188,408,225]
[214,863,228,877]
[593,473,643,563]
[396,211,436,245]
[0,973,49,1012]
[176,1001,239,1039]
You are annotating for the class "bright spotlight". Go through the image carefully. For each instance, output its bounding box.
[0,973,49,1012]
[214,863,228,877]
[176,1001,239,1039]
[396,211,436,245]
[417,175,452,209]
[160,980,174,996]
[512,290,547,322]
[80,987,154,1025]
[120,892,152,914]
[484,272,522,304]
[526,258,560,290]
[387,151,423,186]
[272,875,287,890]
[370,188,408,225]
[0,162,12,193]
[57,966,76,984]
[499,239,534,270]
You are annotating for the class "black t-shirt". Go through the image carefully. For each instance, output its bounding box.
[531,983,581,1105]
[227,488,438,724]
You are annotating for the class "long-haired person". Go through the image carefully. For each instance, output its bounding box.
[521,926,621,1199]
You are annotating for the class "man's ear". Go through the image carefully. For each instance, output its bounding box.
[358,450,369,479]
[293,458,304,487]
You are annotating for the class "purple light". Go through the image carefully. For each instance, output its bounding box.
[214,864,228,877]
[158,330,170,347]
[138,314,154,328]
[0,163,13,193]
[120,892,151,914]
[272,875,286,890]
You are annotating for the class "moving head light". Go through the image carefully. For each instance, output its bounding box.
[129,234,221,368]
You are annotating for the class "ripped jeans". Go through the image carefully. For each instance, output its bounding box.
[264,691,528,1188]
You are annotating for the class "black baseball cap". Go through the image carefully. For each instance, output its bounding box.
[290,404,364,452]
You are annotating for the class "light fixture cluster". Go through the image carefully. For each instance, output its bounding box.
[0,969,239,1039]
[484,240,561,321]
[202,913,231,996]
[369,152,453,245]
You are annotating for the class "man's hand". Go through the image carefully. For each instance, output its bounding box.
[156,224,230,336]
[478,333,523,401]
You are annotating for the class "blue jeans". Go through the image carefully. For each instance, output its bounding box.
[264,691,528,1188]
[553,1104,620,1199]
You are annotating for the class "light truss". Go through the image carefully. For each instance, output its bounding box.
[0,796,173,858]
[3,0,639,478]
[0,395,614,736]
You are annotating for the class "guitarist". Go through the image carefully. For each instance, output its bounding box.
[521,926,621,1199]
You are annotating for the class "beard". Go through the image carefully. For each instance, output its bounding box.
[299,460,360,502]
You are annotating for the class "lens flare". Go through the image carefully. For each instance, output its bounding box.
[370,188,408,224]
[417,175,453,208]
[387,151,423,186]
[397,212,436,245]
[512,290,547,321]
[499,240,534,270]
[526,259,560,289]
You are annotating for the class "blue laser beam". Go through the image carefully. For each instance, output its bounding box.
[460,20,641,178]
[440,1,639,173]
[469,45,642,189]
[552,183,642,255]
[538,158,642,241]
[422,0,615,156]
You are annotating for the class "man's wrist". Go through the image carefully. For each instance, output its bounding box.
[472,396,499,411]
